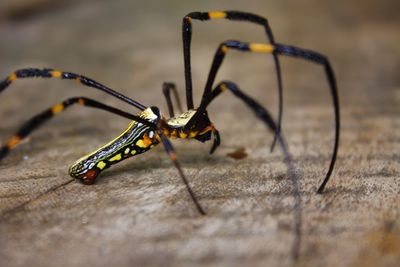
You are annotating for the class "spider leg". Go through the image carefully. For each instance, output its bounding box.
[195,40,339,193]
[198,80,301,260]
[0,97,156,160]
[201,80,301,260]
[162,82,183,118]
[183,11,283,151]
[0,68,146,110]
[158,133,206,215]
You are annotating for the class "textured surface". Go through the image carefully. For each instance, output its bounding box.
[0,0,399,266]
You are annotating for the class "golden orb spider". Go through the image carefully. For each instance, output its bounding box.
[0,11,339,217]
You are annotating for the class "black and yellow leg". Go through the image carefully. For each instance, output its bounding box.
[198,40,339,194]
[182,11,283,151]
[0,68,147,110]
[159,133,206,215]
[199,80,301,260]
[0,97,156,160]
[162,82,183,118]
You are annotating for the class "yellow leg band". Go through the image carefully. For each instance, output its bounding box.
[209,11,227,19]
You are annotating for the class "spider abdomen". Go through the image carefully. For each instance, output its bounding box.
[69,119,158,184]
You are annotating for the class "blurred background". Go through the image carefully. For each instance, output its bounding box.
[0,0,399,267]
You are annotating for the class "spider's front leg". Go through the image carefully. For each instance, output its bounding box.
[0,97,153,161]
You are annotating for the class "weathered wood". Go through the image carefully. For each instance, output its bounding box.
[0,0,399,266]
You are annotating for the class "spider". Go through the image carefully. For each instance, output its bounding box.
[0,11,339,215]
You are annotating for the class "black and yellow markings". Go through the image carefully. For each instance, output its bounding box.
[69,118,160,180]
[208,11,227,19]
[7,72,17,82]
[78,98,86,105]
[220,45,229,53]
[2,69,67,90]
[50,70,62,78]
[109,153,122,162]
[249,43,275,53]
[189,131,198,138]
[179,132,188,139]
[50,97,86,115]
[51,103,65,114]
[136,133,154,148]
[220,42,275,54]
[163,128,199,139]
[75,76,84,84]
[186,11,228,20]
[100,143,150,167]
[6,135,22,149]
[220,83,229,92]
[97,161,107,170]
[185,11,227,24]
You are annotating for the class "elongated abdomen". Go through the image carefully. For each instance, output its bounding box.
[69,120,158,184]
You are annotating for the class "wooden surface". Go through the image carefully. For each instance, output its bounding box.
[0,0,399,266]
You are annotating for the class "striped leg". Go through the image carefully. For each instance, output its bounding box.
[0,68,146,110]
[200,80,301,260]
[159,133,206,215]
[194,40,339,193]
[0,97,155,160]
[162,82,183,118]
[182,11,283,151]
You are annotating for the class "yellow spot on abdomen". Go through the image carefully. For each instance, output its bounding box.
[136,135,153,148]
[249,43,274,53]
[51,70,62,78]
[209,11,227,19]
[131,150,137,155]
[109,154,122,162]
[97,161,106,170]
[51,103,64,114]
